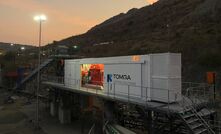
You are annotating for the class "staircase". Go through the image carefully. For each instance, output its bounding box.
[14,58,54,90]
[178,96,215,134]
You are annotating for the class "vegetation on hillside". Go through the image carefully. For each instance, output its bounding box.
[47,0,220,83]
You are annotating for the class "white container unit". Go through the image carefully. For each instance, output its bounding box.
[64,53,181,103]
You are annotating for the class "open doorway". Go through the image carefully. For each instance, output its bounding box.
[81,64,104,90]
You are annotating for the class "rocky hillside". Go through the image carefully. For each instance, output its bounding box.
[51,0,221,83]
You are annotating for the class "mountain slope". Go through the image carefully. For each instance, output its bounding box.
[0,42,35,52]
[53,0,221,82]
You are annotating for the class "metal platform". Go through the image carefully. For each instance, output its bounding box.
[42,74,216,134]
[42,81,209,115]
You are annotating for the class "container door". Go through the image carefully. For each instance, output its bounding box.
[64,61,71,87]
[69,62,76,88]
[75,64,81,89]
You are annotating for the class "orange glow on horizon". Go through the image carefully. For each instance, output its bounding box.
[0,0,147,46]
[147,0,158,4]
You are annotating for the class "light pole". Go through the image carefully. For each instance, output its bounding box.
[34,14,46,129]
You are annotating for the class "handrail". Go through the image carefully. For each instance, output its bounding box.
[106,124,121,134]
[88,123,95,134]
[184,85,215,115]
[42,75,181,106]
[184,85,215,121]
[182,82,211,89]
[188,89,214,117]
[103,120,109,133]
[42,75,216,133]
[178,95,215,134]
[42,76,212,96]
[208,120,221,134]
[42,75,214,115]
[42,75,180,91]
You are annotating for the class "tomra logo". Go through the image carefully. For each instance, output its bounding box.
[107,74,131,82]
[113,74,131,80]
[107,74,112,82]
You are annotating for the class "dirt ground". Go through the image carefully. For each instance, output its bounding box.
[0,89,45,134]
[0,88,220,134]
[0,89,83,134]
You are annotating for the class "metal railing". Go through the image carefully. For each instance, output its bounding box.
[177,95,215,134]
[41,75,64,84]
[182,82,213,98]
[41,75,181,110]
[208,120,221,134]
[105,124,121,134]
[41,75,214,113]
[42,75,217,133]
[183,84,216,116]
[103,121,109,133]
[187,87,215,118]
[181,85,216,133]
[88,123,95,134]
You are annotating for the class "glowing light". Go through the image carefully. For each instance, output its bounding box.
[73,45,78,49]
[132,55,140,62]
[21,46,25,50]
[34,15,47,21]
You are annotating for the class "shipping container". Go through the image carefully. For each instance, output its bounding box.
[64,53,181,103]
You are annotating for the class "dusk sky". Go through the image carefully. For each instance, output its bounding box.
[0,0,157,46]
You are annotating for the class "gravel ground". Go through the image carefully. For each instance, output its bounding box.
[0,89,83,134]
[0,89,45,134]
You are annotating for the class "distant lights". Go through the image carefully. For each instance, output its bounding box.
[73,45,78,49]
[34,15,47,21]
[10,43,14,46]
[21,46,25,50]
